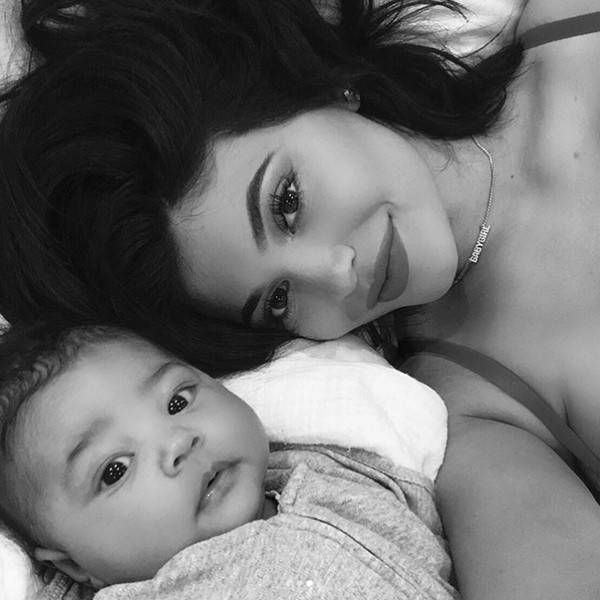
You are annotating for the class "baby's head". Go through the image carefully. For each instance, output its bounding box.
[0,323,269,587]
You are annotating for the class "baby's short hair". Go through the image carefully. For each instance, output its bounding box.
[0,321,131,551]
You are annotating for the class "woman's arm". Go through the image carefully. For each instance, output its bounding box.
[405,355,600,600]
[440,413,600,600]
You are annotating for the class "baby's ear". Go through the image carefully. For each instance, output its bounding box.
[34,547,105,588]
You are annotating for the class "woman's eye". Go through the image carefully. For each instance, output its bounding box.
[100,456,131,488]
[266,280,289,321]
[168,387,194,415]
[271,174,301,234]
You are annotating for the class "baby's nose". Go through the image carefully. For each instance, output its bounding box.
[161,429,201,476]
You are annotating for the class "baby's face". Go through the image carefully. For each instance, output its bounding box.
[17,337,269,585]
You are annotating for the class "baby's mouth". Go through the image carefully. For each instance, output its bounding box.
[196,462,233,513]
[204,470,223,500]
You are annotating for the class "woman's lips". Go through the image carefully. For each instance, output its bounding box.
[367,216,409,309]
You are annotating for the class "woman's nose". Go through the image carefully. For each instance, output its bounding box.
[160,428,202,476]
[291,244,356,298]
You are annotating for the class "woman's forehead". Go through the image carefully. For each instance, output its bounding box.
[169,200,256,321]
[170,135,278,315]
[179,108,348,210]
[177,131,269,217]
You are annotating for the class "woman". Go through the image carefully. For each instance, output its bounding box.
[165,4,600,592]
[2,0,600,597]
[0,0,522,368]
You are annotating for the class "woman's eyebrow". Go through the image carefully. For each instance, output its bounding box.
[246,152,273,252]
[241,289,262,326]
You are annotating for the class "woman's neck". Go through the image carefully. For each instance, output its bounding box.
[407,112,542,340]
[413,135,511,273]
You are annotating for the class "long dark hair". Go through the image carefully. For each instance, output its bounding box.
[0,0,522,375]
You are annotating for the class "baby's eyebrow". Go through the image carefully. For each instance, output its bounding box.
[142,361,188,392]
[64,417,111,485]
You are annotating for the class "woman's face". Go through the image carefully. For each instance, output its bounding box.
[170,107,458,339]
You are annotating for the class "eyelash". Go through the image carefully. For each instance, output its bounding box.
[264,280,292,328]
[269,170,302,235]
[167,386,195,415]
[265,171,302,326]
[99,455,132,490]
[97,386,196,491]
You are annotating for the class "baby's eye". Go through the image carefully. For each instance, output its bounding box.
[168,387,194,415]
[100,456,131,488]
[271,173,301,234]
[266,280,289,321]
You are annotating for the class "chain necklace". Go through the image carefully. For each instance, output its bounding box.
[452,136,495,286]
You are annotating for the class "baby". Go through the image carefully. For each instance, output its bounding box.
[0,323,456,599]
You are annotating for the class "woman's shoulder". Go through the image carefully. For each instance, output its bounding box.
[402,350,571,460]
[508,0,600,192]
[560,318,600,479]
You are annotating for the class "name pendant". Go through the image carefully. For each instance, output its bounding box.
[468,224,491,264]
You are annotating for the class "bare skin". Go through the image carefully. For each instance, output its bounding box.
[409,0,600,478]
[405,2,600,597]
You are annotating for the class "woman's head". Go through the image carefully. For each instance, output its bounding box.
[0,0,522,373]
[170,105,458,339]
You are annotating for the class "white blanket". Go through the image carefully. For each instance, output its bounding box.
[223,336,447,482]
[0,536,39,600]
